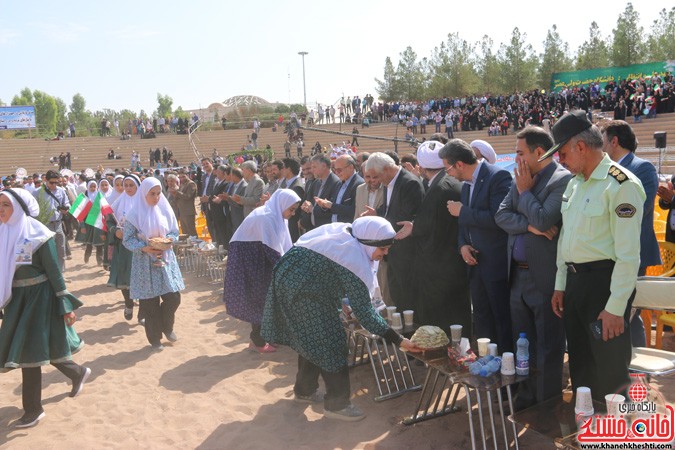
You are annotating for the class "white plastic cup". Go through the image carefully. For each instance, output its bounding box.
[402,310,414,327]
[605,393,625,417]
[386,306,397,323]
[477,338,491,357]
[487,343,498,357]
[575,387,594,416]
[501,352,516,375]
[391,312,403,330]
[450,324,463,343]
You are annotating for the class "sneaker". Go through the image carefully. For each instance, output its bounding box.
[70,367,91,398]
[324,404,366,422]
[138,317,146,326]
[294,391,325,403]
[151,343,164,351]
[248,342,276,353]
[14,410,45,428]
[164,331,178,342]
[124,308,133,321]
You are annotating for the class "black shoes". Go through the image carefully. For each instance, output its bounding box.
[70,367,91,398]
[124,307,133,321]
[14,410,46,428]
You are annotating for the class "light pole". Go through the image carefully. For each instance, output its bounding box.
[298,51,308,110]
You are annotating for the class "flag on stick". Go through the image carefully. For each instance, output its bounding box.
[85,192,114,231]
[68,193,91,222]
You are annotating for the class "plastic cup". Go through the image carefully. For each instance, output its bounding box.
[386,306,397,323]
[501,352,516,375]
[402,310,414,327]
[477,338,491,357]
[391,312,403,330]
[575,387,594,416]
[487,343,498,357]
[450,324,463,343]
[605,393,625,417]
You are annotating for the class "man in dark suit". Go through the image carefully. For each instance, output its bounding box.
[209,165,231,248]
[364,152,424,311]
[226,168,247,235]
[395,141,471,333]
[314,155,363,224]
[299,154,340,230]
[601,120,662,346]
[280,158,305,242]
[495,127,572,408]
[198,157,217,242]
[441,139,513,352]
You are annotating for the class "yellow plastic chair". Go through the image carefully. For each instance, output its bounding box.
[651,241,675,349]
[654,220,667,234]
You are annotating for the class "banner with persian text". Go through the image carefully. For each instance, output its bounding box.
[550,61,675,92]
[0,106,37,129]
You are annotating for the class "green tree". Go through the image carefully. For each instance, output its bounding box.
[54,97,68,131]
[395,47,426,100]
[374,56,399,102]
[497,28,539,92]
[32,90,58,135]
[646,7,675,61]
[274,104,290,114]
[69,93,88,125]
[538,25,573,89]
[11,87,33,106]
[157,93,173,118]
[427,33,478,98]
[0,98,5,106]
[576,21,610,70]
[476,36,500,93]
[610,3,645,66]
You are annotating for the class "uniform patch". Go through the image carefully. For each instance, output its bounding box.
[615,203,636,218]
[608,166,628,184]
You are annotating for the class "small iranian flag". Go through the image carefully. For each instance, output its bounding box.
[69,193,92,222]
[85,192,114,231]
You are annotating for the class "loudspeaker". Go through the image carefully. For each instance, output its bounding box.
[654,131,667,149]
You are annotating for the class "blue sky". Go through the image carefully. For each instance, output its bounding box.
[0,0,660,115]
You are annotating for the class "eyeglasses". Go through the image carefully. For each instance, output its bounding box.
[47,180,59,185]
[444,164,455,174]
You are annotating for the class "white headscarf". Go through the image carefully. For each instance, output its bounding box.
[98,179,113,200]
[470,139,497,165]
[125,177,179,247]
[110,174,141,226]
[231,189,300,255]
[0,189,55,309]
[296,216,395,295]
[107,174,125,204]
[85,180,99,202]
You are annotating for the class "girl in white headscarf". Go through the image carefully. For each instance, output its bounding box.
[261,216,421,422]
[106,174,125,204]
[223,189,301,353]
[76,180,105,266]
[123,177,184,350]
[0,189,90,429]
[98,178,112,199]
[107,174,143,322]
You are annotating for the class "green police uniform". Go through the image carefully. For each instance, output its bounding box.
[555,153,645,400]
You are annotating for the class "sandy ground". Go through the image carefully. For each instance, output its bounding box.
[1,243,673,449]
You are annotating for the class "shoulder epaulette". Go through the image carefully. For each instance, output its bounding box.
[608,165,627,184]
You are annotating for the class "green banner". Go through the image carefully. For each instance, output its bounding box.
[550,61,674,92]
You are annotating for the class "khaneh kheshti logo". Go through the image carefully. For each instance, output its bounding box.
[576,374,675,444]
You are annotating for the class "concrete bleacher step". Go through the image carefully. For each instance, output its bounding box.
[1,114,674,175]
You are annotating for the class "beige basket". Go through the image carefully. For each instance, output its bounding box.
[148,237,173,251]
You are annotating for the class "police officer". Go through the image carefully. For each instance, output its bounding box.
[540,110,645,401]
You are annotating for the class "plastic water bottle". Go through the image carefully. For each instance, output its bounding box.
[516,333,529,376]
[480,357,502,377]
[469,355,494,376]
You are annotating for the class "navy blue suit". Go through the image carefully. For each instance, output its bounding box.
[457,162,513,351]
[328,173,363,223]
[620,152,661,347]
[619,152,661,269]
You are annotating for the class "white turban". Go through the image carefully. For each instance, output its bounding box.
[416,140,445,169]
[470,140,497,165]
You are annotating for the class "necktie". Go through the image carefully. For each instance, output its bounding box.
[279,179,287,189]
